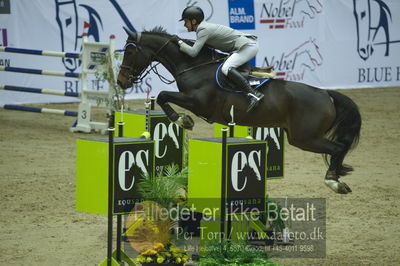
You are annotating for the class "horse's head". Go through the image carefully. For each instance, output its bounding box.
[353,0,374,60]
[117,27,153,89]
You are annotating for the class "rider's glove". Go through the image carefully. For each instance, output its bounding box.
[171,35,182,46]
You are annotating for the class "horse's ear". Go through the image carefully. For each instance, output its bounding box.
[123,26,137,41]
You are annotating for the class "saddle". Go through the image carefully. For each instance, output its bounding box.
[215,63,275,93]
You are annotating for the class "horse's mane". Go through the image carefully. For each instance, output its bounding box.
[143,26,171,38]
[143,26,228,60]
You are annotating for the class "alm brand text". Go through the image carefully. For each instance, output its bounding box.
[230,7,254,23]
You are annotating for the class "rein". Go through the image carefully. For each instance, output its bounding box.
[121,38,228,85]
[176,57,226,76]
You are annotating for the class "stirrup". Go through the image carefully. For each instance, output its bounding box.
[247,92,264,101]
[246,94,264,112]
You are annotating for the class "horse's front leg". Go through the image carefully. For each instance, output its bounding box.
[156,91,197,130]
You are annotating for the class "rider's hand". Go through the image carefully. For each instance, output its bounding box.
[171,35,182,46]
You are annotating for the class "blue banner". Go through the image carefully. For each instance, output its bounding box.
[228,0,255,30]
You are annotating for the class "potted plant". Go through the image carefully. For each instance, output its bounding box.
[123,165,189,265]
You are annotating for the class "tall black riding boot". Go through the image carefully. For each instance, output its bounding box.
[227,68,264,112]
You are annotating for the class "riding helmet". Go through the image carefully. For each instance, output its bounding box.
[179,6,204,23]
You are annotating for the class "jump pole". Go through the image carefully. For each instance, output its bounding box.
[116,106,124,263]
[0,66,80,78]
[139,89,152,140]
[220,127,228,240]
[0,104,77,117]
[0,84,79,97]
[0,46,80,58]
[150,96,156,110]
[228,105,235,137]
[106,114,118,266]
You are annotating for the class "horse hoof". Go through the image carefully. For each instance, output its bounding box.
[324,179,351,194]
[336,183,351,194]
[175,115,194,130]
[341,182,352,193]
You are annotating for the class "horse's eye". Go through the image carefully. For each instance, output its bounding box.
[361,11,366,19]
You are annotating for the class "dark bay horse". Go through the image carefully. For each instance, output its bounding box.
[117,27,361,194]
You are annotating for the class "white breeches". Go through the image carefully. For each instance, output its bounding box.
[221,42,259,75]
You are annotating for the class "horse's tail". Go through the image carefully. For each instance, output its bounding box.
[325,90,362,175]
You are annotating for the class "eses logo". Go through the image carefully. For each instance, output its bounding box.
[231,150,263,192]
[117,149,150,191]
[153,121,181,159]
[254,127,282,150]
[114,142,154,213]
[227,143,266,212]
[150,117,184,173]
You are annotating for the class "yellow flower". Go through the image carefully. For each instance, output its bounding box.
[154,242,165,250]
[156,256,165,264]
[142,249,157,256]
[136,256,145,263]
[170,246,179,252]
[176,257,182,263]
[146,257,153,262]
[182,255,189,262]
[171,246,185,253]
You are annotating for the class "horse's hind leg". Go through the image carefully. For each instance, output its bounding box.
[287,135,352,194]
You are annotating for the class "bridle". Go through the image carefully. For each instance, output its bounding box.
[120,39,176,84]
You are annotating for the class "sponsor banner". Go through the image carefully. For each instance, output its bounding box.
[150,115,184,174]
[227,143,267,213]
[257,0,322,30]
[228,0,256,30]
[254,0,323,85]
[322,0,400,88]
[0,0,399,104]
[253,127,284,178]
[114,142,154,214]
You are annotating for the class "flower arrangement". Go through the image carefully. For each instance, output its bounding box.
[136,242,189,265]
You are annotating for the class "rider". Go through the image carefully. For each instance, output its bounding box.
[174,6,264,112]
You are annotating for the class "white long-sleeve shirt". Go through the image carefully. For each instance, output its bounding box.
[179,21,257,57]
